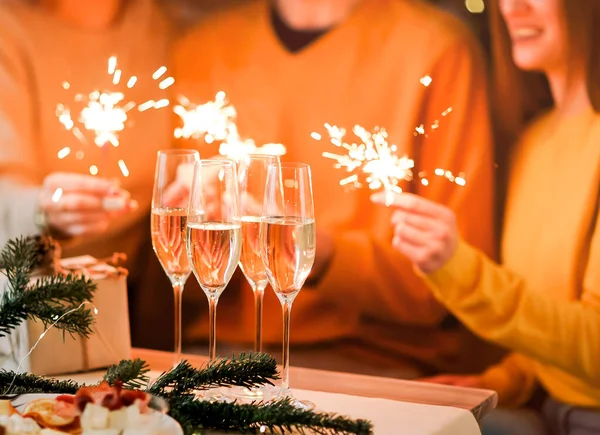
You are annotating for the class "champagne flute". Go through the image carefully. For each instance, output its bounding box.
[151,149,199,365]
[261,162,316,409]
[187,159,242,362]
[228,155,277,401]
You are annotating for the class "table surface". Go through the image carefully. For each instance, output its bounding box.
[132,348,497,422]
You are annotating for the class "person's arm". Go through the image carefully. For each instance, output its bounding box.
[314,32,496,325]
[0,8,42,248]
[479,353,538,407]
[425,232,600,385]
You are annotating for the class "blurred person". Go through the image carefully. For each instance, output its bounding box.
[375,0,600,432]
[0,0,172,264]
[173,0,504,377]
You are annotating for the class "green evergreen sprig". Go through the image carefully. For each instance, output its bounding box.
[0,371,80,395]
[103,358,151,390]
[149,353,278,397]
[169,396,373,435]
[0,356,373,435]
[0,236,96,337]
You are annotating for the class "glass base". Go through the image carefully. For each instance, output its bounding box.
[274,387,315,410]
[222,385,268,402]
[197,387,233,403]
[220,384,281,403]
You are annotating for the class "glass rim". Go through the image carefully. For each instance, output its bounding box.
[268,162,310,169]
[240,154,278,160]
[157,149,199,156]
[198,158,236,167]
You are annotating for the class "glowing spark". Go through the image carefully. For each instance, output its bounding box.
[52,188,63,203]
[2,302,98,395]
[173,92,235,140]
[57,147,71,159]
[138,100,155,112]
[108,56,117,75]
[316,123,414,204]
[315,120,467,204]
[126,76,138,89]
[158,77,175,90]
[152,66,167,80]
[118,159,129,177]
[56,56,173,177]
[420,75,433,87]
[154,98,170,109]
[112,69,122,85]
[174,92,286,161]
[80,92,128,147]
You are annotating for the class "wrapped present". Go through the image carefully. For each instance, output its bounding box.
[0,254,132,376]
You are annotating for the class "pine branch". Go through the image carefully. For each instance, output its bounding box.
[0,359,373,435]
[0,371,80,395]
[149,353,279,396]
[104,359,150,390]
[169,396,373,435]
[0,236,96,337]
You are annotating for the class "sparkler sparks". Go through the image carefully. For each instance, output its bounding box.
[56,56,174,177]
[173,91,286,160]
[173,91,234,142]
[313,124,415,205]
[315,123,466,204]
[315,76,465,205]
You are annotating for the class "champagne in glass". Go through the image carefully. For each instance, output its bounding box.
[228,155,276,401]
[261,162,316,409]
[187,159,242,362]
[151,149,199,365]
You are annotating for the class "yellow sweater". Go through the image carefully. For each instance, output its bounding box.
[0,0,172,267]
[428,109,600,406]
[174,0,504,373]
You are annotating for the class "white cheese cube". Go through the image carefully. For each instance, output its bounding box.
[81,404,110,430]
[108,408,128,430]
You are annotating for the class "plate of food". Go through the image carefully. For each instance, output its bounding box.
[0,382,183,435]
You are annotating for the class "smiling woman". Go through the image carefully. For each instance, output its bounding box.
[374,0,600,434]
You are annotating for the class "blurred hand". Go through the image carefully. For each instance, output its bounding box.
[420,374,483,388]
[371,192,459,274]
[39,172,137,238]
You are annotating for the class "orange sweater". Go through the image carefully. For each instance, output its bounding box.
[427,109,600,406]
[174,0,502,373]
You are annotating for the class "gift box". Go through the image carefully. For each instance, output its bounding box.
[0,255,132,376]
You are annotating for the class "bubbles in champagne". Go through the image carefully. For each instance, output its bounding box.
[239,216,269,290]
[187,221,242,295]
[151,207,191,284]
[261,217,316,298]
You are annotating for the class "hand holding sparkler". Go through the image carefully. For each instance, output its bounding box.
[371,191,459,274]
[38,173,137,238]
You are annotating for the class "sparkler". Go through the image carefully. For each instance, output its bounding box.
[56,56,174,177]
[173,91,286,160]
[314,76,465,206]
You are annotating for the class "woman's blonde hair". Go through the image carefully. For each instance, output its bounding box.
[489,0,600,145]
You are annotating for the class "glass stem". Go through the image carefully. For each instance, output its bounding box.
[172,281,184,365]
[281,299,293,391]
[253,286,265,353]
[208,295,219,361]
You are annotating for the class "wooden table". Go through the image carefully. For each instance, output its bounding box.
[132,348,497,422]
